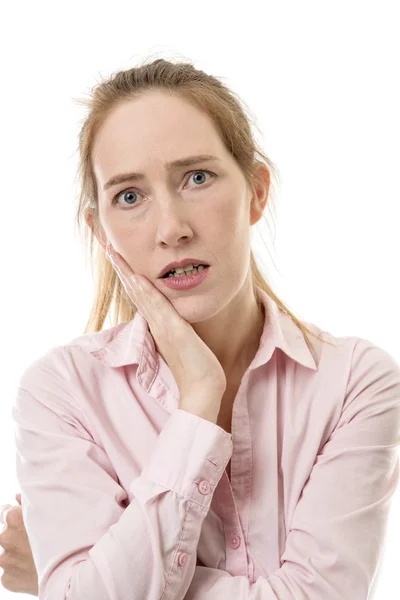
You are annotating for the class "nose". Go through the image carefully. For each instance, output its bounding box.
[156,209,193,247]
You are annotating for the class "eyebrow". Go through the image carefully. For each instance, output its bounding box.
[103,154,221,192]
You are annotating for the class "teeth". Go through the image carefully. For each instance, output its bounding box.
[167,264,198,275]
[173,264,200,274]
[166,265,206,277]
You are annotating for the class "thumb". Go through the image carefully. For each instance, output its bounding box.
[16,493,22,505]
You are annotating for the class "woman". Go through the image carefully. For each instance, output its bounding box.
[2,57,399,599]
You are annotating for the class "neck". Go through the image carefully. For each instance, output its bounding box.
[191,275,266,383]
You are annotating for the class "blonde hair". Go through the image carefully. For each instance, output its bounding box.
[72,54,335,360]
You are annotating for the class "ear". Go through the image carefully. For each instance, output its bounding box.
[249,162,270,227]
[84,208,107,253]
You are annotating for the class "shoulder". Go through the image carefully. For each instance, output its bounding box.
[17,322,130,400]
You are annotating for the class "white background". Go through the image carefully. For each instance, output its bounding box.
[0,0,399,598]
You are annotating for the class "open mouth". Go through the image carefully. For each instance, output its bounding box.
[161,264,209,279]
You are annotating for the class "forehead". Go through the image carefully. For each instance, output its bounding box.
[92,92,227,181]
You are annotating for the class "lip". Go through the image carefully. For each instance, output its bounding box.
[158,258,210,278]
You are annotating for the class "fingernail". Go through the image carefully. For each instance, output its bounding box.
[106,244,115,263]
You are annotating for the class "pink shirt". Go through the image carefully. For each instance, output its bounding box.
[12,286,400,600]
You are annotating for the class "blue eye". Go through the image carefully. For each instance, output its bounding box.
[111,169,215,209]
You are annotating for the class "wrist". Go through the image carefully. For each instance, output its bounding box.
[178,406,219,425]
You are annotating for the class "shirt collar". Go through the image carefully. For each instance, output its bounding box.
[90,285,319,373]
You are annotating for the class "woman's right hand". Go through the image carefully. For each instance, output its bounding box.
[106,243,227,422]
[0,494,38,596]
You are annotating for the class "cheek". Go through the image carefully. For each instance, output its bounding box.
[111,228,143,262]
[206,194,240,228]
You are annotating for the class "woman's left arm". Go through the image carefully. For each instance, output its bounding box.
[185,339,400,599]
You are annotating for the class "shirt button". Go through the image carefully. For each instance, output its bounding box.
[230,534,241,549]
[198,480,211,495]
[178,551,187,567]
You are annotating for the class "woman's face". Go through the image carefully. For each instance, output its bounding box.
[88,90,267,321]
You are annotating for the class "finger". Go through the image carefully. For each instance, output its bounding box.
[128,274,189,344]
[110,256,145,317]
[15,494,22,506]
[106,245,138,295]
[0,504,13,527]
[106,246,151,320]
[106,243,143,284]
[107,246,139,286]
[106,244,186,332]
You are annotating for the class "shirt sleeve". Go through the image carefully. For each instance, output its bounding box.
[182,338,400,600]
[12,347,232,600]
